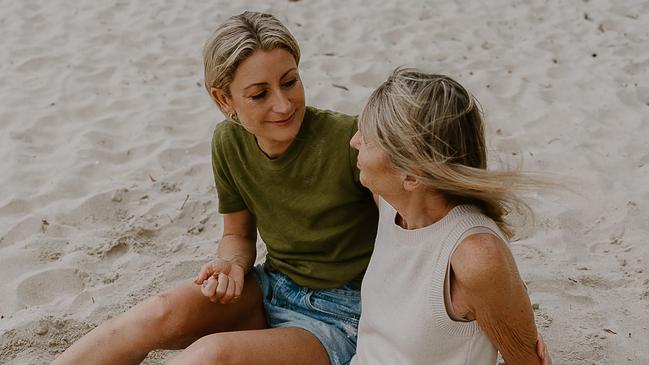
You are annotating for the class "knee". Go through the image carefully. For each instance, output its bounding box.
[168,335,237,365]
[139,291,180,333]
[107,290,181,339]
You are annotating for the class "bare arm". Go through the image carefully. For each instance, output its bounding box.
[218,209,257,271]
[451,233,541,365]
[195,209,257,304]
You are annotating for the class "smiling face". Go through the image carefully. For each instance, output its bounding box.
[212,48,306,158]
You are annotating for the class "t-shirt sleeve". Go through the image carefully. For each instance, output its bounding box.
[211,125,248,214]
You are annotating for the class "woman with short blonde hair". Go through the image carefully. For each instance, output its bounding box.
[203,11,301,110]
[53,12,378,365]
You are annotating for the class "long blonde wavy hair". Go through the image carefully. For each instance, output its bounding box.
[359,67,539,238]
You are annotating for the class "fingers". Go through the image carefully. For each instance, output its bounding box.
[221,275,237,304]
[199,272,243,304]
[195,259,245,304]
[536,334,552,365]
[195,260,228,284]
[214,273,237,304]
[544,345,552,365]
[233,276,242,302]
[214,273,228,301]
[195,262,214,284]
[201,275,219,298]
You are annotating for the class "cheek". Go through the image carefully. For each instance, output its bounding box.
[366,156,396,184]
[291,83,306,102]
[356,149,368,168]
[238,103,265,125]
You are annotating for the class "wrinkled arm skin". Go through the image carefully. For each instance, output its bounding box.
[451,233,542,365]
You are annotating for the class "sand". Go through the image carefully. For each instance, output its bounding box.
[1,0,648,364]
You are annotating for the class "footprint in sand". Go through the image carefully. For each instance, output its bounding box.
[636,87,649,108]
[17,268,86,306]
[615,86,649,108]
[533,279,596,306]
[0,216,44,249]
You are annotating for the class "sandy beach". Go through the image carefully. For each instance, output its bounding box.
[1,0,648,363]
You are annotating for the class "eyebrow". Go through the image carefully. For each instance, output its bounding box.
[242,68,297,90]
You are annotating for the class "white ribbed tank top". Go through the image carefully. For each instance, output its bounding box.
[351,198,503,365]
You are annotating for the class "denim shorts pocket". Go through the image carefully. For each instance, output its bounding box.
[305,289,361,325]
[267,272,292,307]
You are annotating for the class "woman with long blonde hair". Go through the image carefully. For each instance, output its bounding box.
[350,68,551,364]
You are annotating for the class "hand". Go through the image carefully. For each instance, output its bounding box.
[194,258,246,304]
[536,333,552,365]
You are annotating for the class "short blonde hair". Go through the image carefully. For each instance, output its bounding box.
[203,11,300,106]
[359,67,538,238]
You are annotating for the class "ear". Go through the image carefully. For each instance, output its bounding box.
[402,174,421,192]
[210,87,235,115]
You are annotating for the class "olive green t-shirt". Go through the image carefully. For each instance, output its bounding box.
[211,106,378,289]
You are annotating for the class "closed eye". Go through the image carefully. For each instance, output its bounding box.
[282,79,297,88]
[249,79,297,101]
[250,91,268,100]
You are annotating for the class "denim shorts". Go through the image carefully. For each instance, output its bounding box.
[251,264,361,365]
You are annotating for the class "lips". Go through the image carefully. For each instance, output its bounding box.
[268,111,295,125]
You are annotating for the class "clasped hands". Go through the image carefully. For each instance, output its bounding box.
[194,258,246,304]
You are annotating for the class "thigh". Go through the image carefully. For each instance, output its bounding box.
[258,270,360,365]
[130,273,268,349]
[166,327,330,365]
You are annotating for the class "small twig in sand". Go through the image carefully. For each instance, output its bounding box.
[180,194,190,210]
[332,83,349,91]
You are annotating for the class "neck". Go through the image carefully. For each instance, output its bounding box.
[383,190,456,230]
[256,138,293,159]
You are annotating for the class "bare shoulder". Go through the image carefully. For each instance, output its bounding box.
[450,232,516,291]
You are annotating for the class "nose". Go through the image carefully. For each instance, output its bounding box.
[272,90,292,115]
[350,130,360,150]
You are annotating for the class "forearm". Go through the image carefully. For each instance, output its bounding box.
[475,293,540,364]
[503,350,541,365]
[488,322,540,365]
[217,234,256,272]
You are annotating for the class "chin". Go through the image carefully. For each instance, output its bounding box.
[266,125,300,145]
[358,175,371,189]
[286,112,304,137]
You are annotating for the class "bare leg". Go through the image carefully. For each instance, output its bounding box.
[51,276,266,365]
[165,327,330,365]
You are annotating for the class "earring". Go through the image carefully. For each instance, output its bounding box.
[228,112,238,121]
